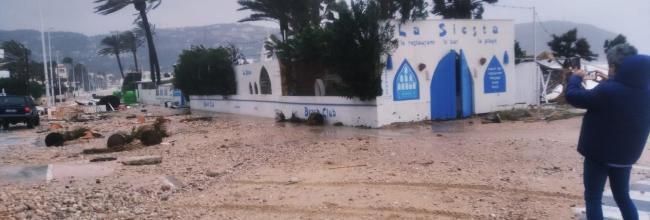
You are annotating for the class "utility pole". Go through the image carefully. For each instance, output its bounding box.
[47,30,56,105]
[55,51,62,98]
[39,0,52,107]
[71,61,76,95]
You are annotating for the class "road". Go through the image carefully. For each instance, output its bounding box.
[2,106,650,219]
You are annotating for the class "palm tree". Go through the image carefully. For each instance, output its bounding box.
[120,31,143,73]
[133,20,156,81]
[238,0,291,41]
[432,0,497,19]
[94,0,161,83]
[98,34,125,78]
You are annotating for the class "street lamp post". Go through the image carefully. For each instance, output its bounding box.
[47,30,55,105]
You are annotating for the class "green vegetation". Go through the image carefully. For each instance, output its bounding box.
[604,34,630,53]
[547,28,598,62]
[173,46,237,97]
[0,40,45,98]
[98,34,126,78]
[514,41,527,64]
[94,0,162,83]
[431,0,498,19]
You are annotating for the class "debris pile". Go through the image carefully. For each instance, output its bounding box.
[481,105,585,124]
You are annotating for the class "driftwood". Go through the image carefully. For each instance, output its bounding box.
[45,127,102,147]
[107,132,131,151]
[179,117,213,123]
[103,117,169,150]
[45,133,65,147]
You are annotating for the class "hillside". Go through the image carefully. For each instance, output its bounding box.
[0,23,276,74]
[516,21,618,61]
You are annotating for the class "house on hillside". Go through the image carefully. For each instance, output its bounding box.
[190,19,540,127]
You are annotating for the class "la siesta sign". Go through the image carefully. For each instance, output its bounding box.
[398,22,500,38]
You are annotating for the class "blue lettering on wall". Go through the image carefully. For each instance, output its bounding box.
[242,70,252,76]
[503,51,510,65]
[393,59,420,101]
[484,56,507,93]
[413,27,420,35]
[203,101,215,108]
[439,23,447,37]
[304,107,337,118]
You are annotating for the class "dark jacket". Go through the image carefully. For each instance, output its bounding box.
[566,55,650,165]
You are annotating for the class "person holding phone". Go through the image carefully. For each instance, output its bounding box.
[567,51,650,220]
[588,44,639,83]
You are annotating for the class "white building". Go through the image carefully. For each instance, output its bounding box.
[56,64,68,79]
[0,49,8,79]
[189,19,538,127]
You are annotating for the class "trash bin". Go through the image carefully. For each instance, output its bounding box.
[123,91,137,105]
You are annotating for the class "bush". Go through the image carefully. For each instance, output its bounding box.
[273,0,396,101]
[0,78,45,99]
[174,46,237,97]
[324,1,396,100]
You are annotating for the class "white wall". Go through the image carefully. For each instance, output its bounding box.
[514,61,540,105]
[189,19,533,127]
[191,95,379,127]
[377,19,519,126]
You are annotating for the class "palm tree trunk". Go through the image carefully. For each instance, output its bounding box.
[132,49,140,73]
[137,9,161,84]
[115,53,125,78]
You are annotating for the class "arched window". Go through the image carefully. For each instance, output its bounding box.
[249,82,253,94]
[393,59,420,101]
[254,82,259,94]
[259,67,272,94]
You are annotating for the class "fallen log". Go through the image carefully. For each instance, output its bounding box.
[45,133,65,147]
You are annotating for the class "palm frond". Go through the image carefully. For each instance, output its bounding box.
[94,0,134,15]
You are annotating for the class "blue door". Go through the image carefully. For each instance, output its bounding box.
[430,51,458,120]
[459,50,474,117]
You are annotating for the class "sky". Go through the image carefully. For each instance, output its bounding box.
[0,0,649,53]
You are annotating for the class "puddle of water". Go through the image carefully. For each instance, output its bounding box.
[50,163,114,181]
[0,162,115,184]
[430,120,475,133]
[0,165,48,183]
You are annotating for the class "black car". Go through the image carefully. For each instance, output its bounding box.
[0,95,40,129]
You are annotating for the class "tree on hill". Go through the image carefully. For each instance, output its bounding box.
[431,0,498,19]
[547,28,598,62]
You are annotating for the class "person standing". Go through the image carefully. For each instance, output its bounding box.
[567,52,650,219]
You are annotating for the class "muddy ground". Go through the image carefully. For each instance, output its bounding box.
[2,106,650,219]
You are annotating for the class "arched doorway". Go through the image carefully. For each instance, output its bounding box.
[259,67,272,94]
[430,50,474,120]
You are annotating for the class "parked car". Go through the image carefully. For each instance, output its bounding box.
[0,95,40,129]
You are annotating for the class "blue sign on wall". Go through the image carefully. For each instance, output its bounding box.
[393,60,420,101]
[483,56,506,93]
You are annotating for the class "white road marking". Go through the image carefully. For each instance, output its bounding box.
[603,190,650,202]
[46,164,53,183]
[634,165,650,171]
[573,206,650,220]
